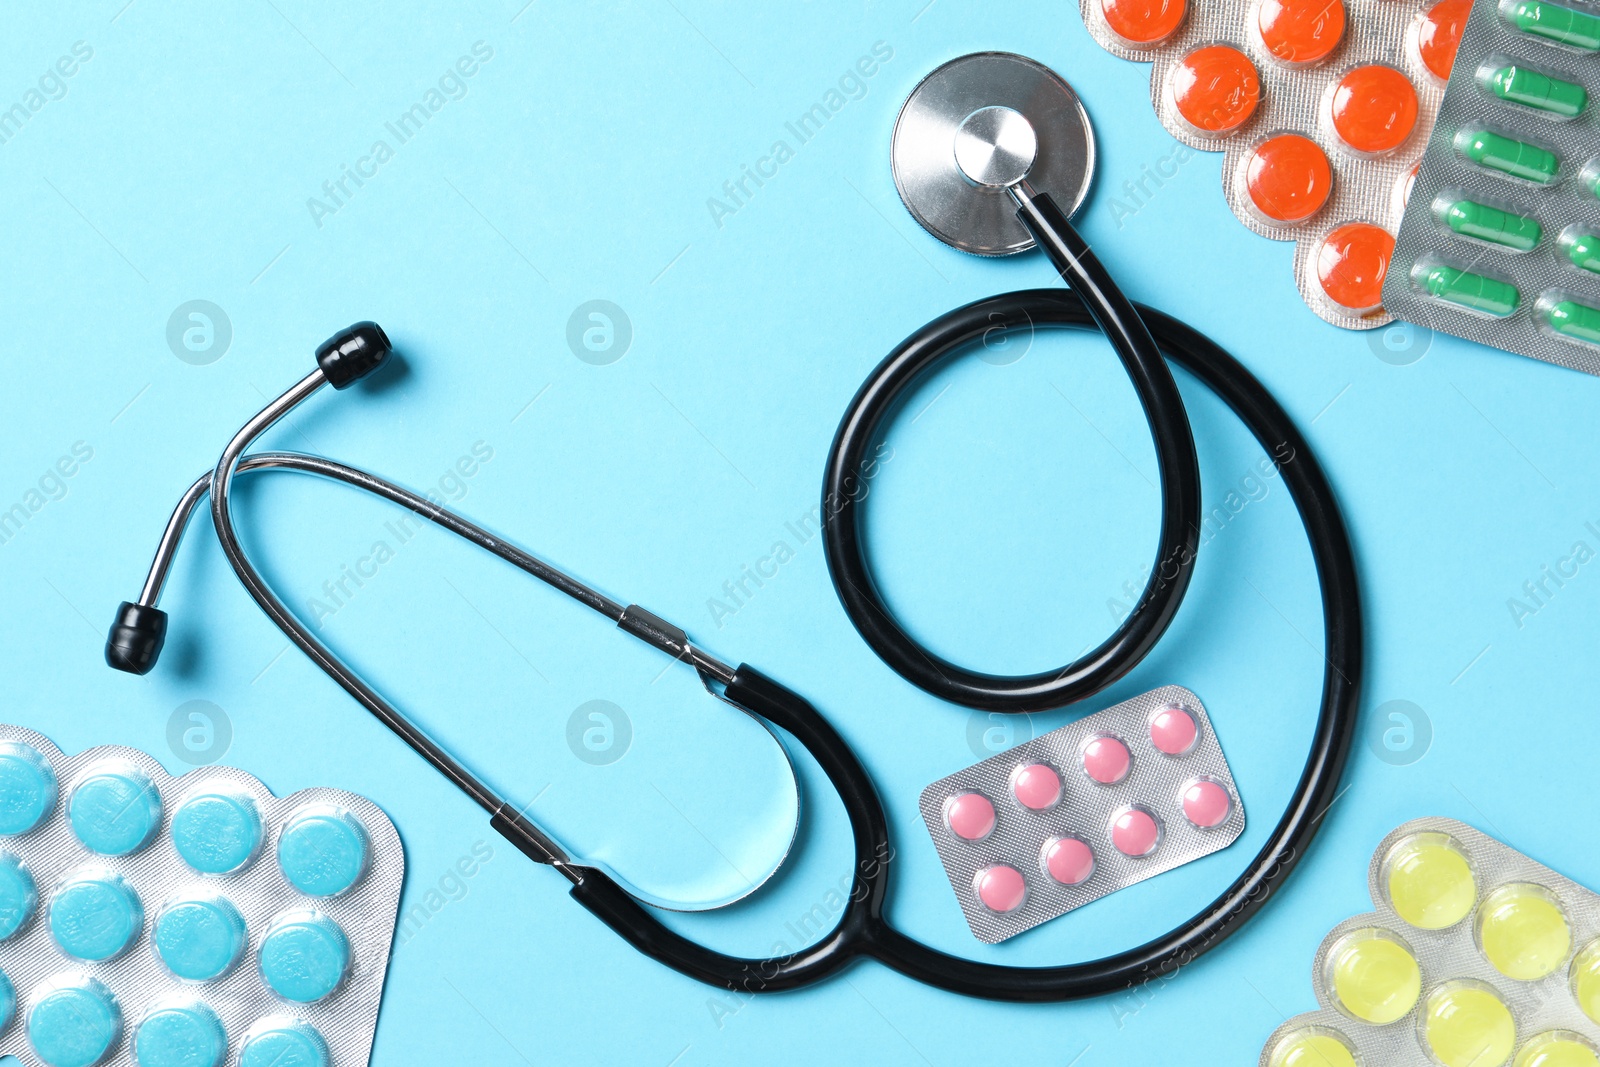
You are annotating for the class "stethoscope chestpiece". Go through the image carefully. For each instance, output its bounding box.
[891,52,1096,256]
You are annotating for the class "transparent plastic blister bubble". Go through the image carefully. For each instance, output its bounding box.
[0,724,402,1067]
[1385,0,1600,374]
[1079,0,1463,327]
[918,685,1245,944]
[1258,816,1600,1067]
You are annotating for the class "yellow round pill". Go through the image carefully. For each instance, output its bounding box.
[1478,883,1571,981]
[1386,833,1477,930]
[1515,1032,1600,1067]
[1571,941,1600,1024]
[1269,1028,1359,1067]
[1328,929,1421,1024]
[1422,982,1516,1067]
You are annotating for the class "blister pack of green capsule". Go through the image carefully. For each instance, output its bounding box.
[1386,0,1600,374]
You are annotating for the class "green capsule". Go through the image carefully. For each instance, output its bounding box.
[1564,232,1600,272]
[1422,265,1521,315]
[1454,128,1560,183]
[1486,64,1588,116]
[1441,199,1543,250]
[1505,0,1600,50]
[1547,298,1600,342]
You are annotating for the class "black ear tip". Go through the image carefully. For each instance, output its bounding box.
[316,321,392,389]
[105,602,168,675]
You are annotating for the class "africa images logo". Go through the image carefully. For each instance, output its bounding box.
[305,42,494,229]
[706,42,893,229]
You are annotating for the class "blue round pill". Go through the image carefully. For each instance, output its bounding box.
[172,789,261,875]
[239,1019,329,1067]
[50,871,143,961]
[0,967,14,1032]
[133,1000,225,1067]
[0,851,37,940]
[152,894,245,981]
[0,742,56,835]
[258,911,350,1003]
[277,806,368,897]
[69,765,162,856]
[27,977,120,1067]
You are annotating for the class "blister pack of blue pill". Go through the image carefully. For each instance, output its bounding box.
[1386,0,1600,373]
[0,724,403,1067]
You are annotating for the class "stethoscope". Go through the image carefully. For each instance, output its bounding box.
[105,53,1361,1002]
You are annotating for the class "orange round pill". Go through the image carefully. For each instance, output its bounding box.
[1258,0,1347,65]
[1329,65,1418,155]
[1171,45,1261,135]
[1245,134,1333,222]
[1315,222,1395,311]
[1102,0,1187,45]
[1416,0,1472,80]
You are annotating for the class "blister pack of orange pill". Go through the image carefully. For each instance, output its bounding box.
[1079,0,1473,327]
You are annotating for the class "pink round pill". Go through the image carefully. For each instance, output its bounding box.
[1182,779,1232,828]
[1011,763,1062,811]
[1111,807,1162,857]
[1149,705,1199,756]
[1043,836,1095,886]
[944,792,996,841]
[1082,736,1131,784]
[974,864,1027,912]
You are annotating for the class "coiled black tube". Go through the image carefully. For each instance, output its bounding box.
[578,289,1360,999]
[825,192,1205,713]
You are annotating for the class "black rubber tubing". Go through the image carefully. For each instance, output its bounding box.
[824,193,1204,713]
[571,289,1362,1000]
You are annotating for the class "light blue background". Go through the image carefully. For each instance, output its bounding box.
[2,0,1599,1063]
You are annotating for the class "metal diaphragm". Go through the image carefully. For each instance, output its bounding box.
[891,52,1096,256]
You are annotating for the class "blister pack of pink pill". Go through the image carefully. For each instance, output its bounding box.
[1077,0,1472,327]
[919,685,1244,943]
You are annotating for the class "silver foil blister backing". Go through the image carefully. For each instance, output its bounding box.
[919,685,1245,943]
[1385,0,1600,375]
[0,724,403,1067]
[1080,0,1450,328]
[1259,816,1600,1067]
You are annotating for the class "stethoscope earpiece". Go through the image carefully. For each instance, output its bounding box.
[105,602,167,676]
[315,320,392,389]
[105,319,392,676]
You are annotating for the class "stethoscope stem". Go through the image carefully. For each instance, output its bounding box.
[118,360,742,877]
[1008,180,1097,287]
[132,452,740,688]
[205,368,519,820]
[135,474,211,608]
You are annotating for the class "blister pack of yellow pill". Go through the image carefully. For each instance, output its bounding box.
[1384,0,1600,375]
[1078,0,1470,328]
[1259,817,1600,1067]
